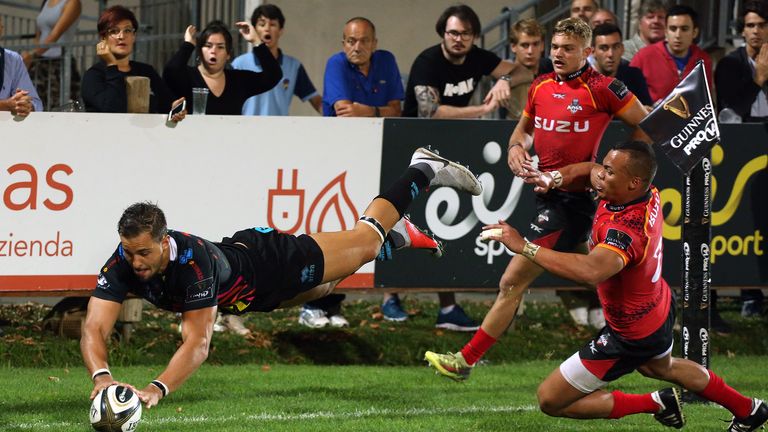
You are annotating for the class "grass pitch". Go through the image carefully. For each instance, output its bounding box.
[2,357,767,432]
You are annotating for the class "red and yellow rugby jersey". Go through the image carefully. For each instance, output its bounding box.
[590,186,671,340]
[523,65,637,172]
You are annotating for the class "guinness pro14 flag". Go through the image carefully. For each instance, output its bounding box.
[639,60,719,173]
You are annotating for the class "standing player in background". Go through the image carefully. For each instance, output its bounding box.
[463,142,768,431]
[425,17,649,379]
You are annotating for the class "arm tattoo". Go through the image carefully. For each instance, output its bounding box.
[414,85,439,118]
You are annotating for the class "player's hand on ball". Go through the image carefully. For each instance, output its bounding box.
[481,220,525,252]
[90,375,118,400]
[136,383,164,409]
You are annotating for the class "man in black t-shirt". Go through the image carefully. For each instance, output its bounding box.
[81,147,482,409]
[591,23,652,107]
[402,4,530,118]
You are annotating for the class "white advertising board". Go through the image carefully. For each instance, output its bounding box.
[0,113,382,293]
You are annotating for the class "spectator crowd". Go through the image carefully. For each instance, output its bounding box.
[2,0,766,329]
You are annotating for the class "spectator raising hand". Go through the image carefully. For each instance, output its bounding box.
[162,20,281,115]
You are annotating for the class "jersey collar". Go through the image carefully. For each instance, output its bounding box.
[555,63,590,82]
[605,190,652,212]
[168,235,178,261]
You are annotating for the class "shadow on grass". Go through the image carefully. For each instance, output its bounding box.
[273,330,382,365]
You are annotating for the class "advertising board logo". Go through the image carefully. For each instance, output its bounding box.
[424,141,528,264]
[268,169,359,235]
[700,328,709,360]
[663,93,690,119]
[660,145,767,264]
[682,326,690,358]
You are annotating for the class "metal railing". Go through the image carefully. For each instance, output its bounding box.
[1,0,247,110]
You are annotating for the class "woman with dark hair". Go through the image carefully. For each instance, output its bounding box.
[162,20,281,114]
[80,5,183,117]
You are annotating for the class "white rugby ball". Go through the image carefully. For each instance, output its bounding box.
[89,384,142,432]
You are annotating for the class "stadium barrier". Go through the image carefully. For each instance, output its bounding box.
[1,114,766,295]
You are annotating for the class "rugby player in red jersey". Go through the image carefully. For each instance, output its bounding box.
[426,17,650,377]
[459,141,767,430]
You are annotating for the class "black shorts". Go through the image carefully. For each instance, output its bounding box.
[220,228,325,312]
[525,190,597,251]
[577,303,675,382]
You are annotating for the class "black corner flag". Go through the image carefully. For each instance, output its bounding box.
[639,60,719,173]
[639,60,716,400]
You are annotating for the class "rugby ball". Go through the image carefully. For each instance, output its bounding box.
[89,385,142,431]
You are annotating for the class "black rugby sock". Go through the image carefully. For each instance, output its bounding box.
[376,167,430,218]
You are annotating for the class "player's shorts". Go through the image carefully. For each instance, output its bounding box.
[560,300,675,393]
[525,189,596,251]
[220,227,325,312]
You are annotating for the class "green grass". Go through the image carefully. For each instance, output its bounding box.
[2,296,767,368]
[1,358,767,431]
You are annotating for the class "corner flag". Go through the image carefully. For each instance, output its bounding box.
[639,60,719,173]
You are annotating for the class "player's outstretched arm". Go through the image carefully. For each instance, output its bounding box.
[136,306,217,409]
[520,161,598,193]
[616,98,651,143]
[81,297,122,399]
[482,220,625,287]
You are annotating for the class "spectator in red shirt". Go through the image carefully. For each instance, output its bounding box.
[630,4,712,104]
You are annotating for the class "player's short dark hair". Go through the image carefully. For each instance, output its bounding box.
[97,5,139,39]
[436,4,482,37]
[345,16,376,35]
[737,1,768,33]
[666,4,698,28]
[612,141,658,184]
[118,202,168,242]
[251,4,285,28]
[195,20,234,61]
[592,23,622,44]
[510,18,545,45]
[639,0,668,18]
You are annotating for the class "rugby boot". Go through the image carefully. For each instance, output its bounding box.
[378,216,444,261]
[728,399,768,432]
[410,147,483,196]
[652,387,685,429]
[424,350,473,381]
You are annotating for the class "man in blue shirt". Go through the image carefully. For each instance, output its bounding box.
[322,17,404,117]
[232,4,321,115]
[1,16,43,116]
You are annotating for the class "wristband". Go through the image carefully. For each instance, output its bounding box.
[91,368,111,381]
[550,170,563,188]
[508,142,523,152]
[499,74,512,82]
[521,241,540,261]
[151,380,169,398]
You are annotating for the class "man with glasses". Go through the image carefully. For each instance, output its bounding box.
[321,17,403,117]
[1,14,43,116]
[403,4,529,119]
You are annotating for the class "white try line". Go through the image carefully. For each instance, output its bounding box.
[6,404,539,429]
